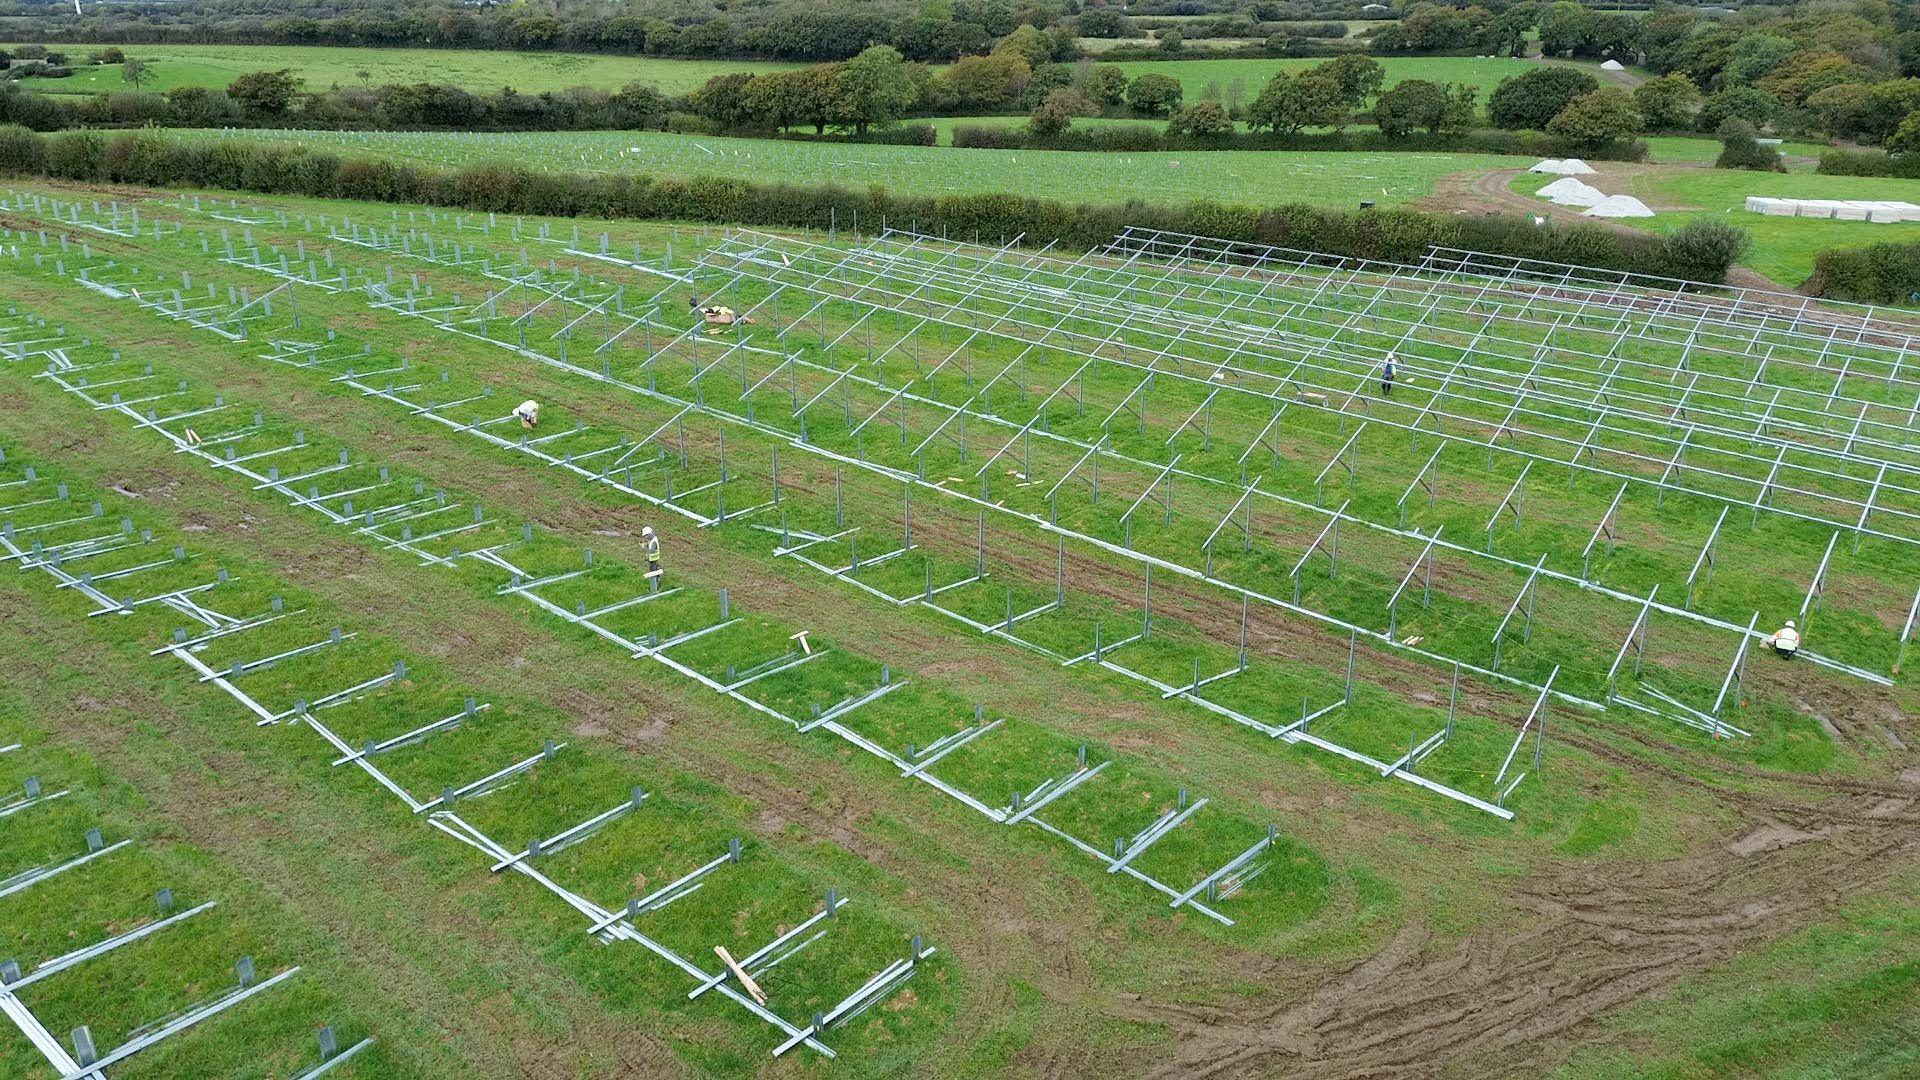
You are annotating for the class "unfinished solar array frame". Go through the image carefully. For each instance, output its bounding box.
[0,386,927,1062]
[10,198,1917,823]
[0,458,370,1079]
[0,205,1300,913]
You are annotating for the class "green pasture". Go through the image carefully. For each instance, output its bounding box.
[168,125,1528,207]
[1512,166,1920,286]
[18,45,1600,105]
[19,44,802,96]
[1104,54,1572,98]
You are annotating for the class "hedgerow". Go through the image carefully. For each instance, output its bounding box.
[1806,239,1920,302]
[0,126,1740,282]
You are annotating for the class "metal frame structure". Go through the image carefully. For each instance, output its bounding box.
[177,223,1636,739]
[672,229,1907,689]
[0,444,929,1060]
[12,201,1910,828]
[0,528,364,1079]
[7,226,1605,818]
[3,249,1309,909]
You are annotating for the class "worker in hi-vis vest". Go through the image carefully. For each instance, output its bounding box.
[1766,619,1800,659]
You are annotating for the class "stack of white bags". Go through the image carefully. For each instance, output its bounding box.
[1744,197,1920,223]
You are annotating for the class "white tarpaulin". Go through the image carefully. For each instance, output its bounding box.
[1584,194,1655,218]
[1600,59,1626,71]
[1536,178,1608,206]
[1744,197,1920,223]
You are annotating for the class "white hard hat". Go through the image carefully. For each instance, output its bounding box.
[1784,619,1795,628]
[642,526,654,536]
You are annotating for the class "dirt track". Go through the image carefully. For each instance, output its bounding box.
[1424,166,1794,295]
[1127,765,1920,1078]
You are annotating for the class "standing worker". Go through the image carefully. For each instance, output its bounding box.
[1380,353,1397,397]
[513,399,541,431]
[1765,619,1800,659]
[642,525,662,585]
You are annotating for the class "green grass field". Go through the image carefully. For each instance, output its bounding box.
[1,165,1918,1078]
[1105,55,1622,98]
[927,113,1171,142]
[1076,36,1269,53]
[1641,135,1833,165]
[172,126,1530,207]
[23,44,803,96]
[20,45,1600,103]
[1513,165,1920,286]
[937,120,1762,160]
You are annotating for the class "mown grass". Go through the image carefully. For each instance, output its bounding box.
[0,288,1378,959]
[1511,165,1920,287]
[16,183,1896,777]
[19,47,1583,103]
[0,634,396,1078]
[165,126,1529,208]
[20,45,802,96]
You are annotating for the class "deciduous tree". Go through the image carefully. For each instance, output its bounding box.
[1545,87,1642,148]
[227,69,301,116]
[1487,66,1598,130]
[1631,73,1698,131]
[1125,72,1182,117]
[832,45,916,134]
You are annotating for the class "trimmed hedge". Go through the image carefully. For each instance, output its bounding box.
[953,124,1648,161]
[1816,149,1920,178]
[1805,240,1920,303]
[0,126,1739,282]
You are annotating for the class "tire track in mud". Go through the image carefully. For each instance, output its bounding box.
[1112,769,1920,1078]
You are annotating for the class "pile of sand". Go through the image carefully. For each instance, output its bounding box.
[1529,158,1598,175]
[1536,178,1608,207]
[1584,194,1655,218]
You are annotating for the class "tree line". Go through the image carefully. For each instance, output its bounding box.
[1408,0,1920,146]
[11,0,1080,65]
[7,0,1392,65]
[19,1,1920,161]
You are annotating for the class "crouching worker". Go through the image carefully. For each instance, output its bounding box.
[1765,619,1800,660]
[513,400,541,430]
[691,295,750,335]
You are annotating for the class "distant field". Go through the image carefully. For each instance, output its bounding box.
[1641,135,1832,166]
[1512,166,1920,285]
[22,45,1600,103]
[935,118,1753,152]
[174,126,1529,207]
[1076,36,1268,53]
[927,114,1173,141]
[1107,55,1553,97]
[20,44,803,95]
